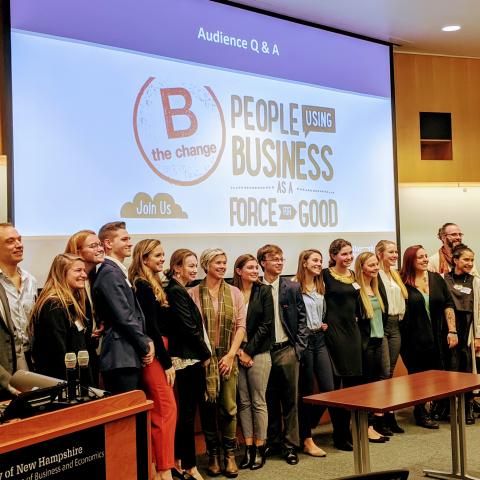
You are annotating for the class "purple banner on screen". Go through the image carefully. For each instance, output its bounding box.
[10,0,391,97]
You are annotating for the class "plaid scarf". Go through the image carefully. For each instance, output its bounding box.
[200,279,236,402]
[438,246,453,274]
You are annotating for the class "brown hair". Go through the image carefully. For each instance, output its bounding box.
[437,223,458,240]
[98,221,126,242]
[65,229,96,255]
[232,254,260,290]
[165,248,197,280]
[293,249,325,294]
[128,239,168,307]
[30,253,87,333]
[328,239,352,267]
[256,244,283,271]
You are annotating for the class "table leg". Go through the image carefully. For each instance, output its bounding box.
[424,394,479,480]
[351,410,370,474]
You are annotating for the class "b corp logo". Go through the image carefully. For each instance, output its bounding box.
[133,77,226,186]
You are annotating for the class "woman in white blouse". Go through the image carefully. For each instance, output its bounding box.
[375,240,408,433]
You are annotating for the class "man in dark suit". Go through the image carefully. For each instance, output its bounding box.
[0,282,20,399]
[93,221,154,394]
[257,244,308,465]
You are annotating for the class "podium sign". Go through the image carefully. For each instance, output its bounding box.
[0,425,106,480]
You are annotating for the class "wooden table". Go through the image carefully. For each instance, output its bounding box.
[304,370,480,480]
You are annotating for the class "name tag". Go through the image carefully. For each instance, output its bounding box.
[75,319,85,332]
[461,286,472,294]
[352,282,361,290]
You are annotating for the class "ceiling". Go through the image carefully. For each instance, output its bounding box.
[230,0,480,58]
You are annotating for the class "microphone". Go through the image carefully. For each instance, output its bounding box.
[77,350,90,399]
[64,352,78,402]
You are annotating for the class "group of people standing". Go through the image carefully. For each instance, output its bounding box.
[1,221,479,480]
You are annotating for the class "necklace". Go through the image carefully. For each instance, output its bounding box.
[329,268,354,284]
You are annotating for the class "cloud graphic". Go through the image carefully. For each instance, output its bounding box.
[121,192,188,219]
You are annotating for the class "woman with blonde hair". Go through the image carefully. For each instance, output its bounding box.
[65,229,105,385]
[165,249,211,480]
[189,248,246,478]
[232,254,273,470]
[354,251,389,443]
[375,240,408,433]
[129,239,176,480]
[30,253,92,382]
[293,249,332,457]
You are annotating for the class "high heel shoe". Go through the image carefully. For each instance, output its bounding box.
[250,445,266,470]
[239,445,255,469]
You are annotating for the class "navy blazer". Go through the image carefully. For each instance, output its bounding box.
[93,258,151,371]
[0,283,16,392]
[278,277,308,360]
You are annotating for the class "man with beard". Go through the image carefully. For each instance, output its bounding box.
[429,222,478,276]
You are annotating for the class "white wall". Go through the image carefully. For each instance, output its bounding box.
[398,184,480,260]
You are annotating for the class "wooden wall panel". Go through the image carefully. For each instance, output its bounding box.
[394,52,480,182]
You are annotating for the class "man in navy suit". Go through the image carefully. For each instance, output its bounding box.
[257,244,308,465]
[93,221,154,394]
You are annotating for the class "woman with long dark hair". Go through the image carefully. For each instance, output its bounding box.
[129,239,176,480]
[323,239,362,451]
[400,245,458,428]
[233,254,273,470]
[443,244,480,424]
[293,249,332,456]
[164,249,211,480]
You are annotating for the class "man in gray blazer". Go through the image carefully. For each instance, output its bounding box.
[93,222,154,394]
[0,282,20,399]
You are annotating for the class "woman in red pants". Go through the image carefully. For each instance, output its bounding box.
[129,239,177,480]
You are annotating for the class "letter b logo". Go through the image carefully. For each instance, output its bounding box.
[160,87,198,139]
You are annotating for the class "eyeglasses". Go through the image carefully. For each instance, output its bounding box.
[84,242,103,250]
[445,233,464,238]
[265,257,285,263]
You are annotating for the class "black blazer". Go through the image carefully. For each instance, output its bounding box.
[400,271,454,370]
[93,258,150,371]
[243,283,274,357]
[31,300,91,381]
[0,283,16,393]
[278,277,308,360]
[165,279,211,362]
[134,279,172,371]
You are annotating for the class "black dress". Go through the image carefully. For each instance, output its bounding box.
[32,299,92,381]
[400,271,454,374]
[323,268,362,377]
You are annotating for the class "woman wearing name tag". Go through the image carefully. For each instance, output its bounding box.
[233,254,273,470]
[400,245,458,429]
[443,244,480,425]
[30,254,92,382]
[129,239,176,480]
[293,249,333,457]
[375,240,408,434]
[354,252,390,443]
[323,239,362,451]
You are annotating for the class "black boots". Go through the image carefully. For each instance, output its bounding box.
[373,415,393,437]
[385,412,405,434]
[239,445,266,470]
[466,401,475,425]
[223,438,238,478]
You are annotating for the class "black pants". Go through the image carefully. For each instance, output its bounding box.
[175,362,206,469]
[102,367,141,394]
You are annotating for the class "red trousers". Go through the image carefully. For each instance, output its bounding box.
[142,356,177,470]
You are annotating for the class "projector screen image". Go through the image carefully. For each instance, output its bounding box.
[7,0,396,277]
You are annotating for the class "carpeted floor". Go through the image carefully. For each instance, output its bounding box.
[196,408,480,480]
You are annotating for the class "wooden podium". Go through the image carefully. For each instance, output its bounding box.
[0,390,153,480]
